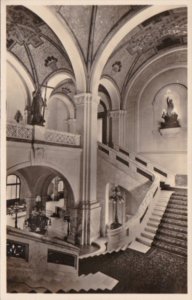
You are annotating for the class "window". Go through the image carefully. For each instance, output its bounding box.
[6,175,21,201]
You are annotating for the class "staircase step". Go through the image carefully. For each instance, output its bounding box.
[159,223,187,234]
[153,240,187,257]
[171,196,187,202]
[144,227,157,234]
[149,217,161,223]
[154,235,187,249]
[141,232,155,240]
[161,217,187,227]
[172,193,187,197]
[147,222,159,229]
[167,203,187,211]
[169,199,187,206]
[165,208,187,216]
[163,212,187,221]
[136,236,153,247]
[128,240,150,253]
[157,228,187,241]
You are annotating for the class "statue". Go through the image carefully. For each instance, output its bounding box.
[160,97,180,129]
[31,89,45,126]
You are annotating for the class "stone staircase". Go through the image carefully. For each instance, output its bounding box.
[128,190,173,253]
[7,266,118,293]
[153,192,187,257]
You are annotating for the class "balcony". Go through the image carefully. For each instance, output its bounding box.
[7,122,81,147]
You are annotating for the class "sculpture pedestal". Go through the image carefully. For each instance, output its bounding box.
[160,127,181,137]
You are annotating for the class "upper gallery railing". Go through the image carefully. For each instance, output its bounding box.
[7,122,80,147]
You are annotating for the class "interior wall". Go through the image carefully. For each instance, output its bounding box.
[7,63,29,122]
[138,68,187,174]
[47,98,69,132]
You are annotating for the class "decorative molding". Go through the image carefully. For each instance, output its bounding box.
[74,93,99,106]
[108,110,127,119]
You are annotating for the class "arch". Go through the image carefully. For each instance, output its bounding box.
[7,51,35,102]
[99,76,120,110]
[124,46,187,109]
[8,164,75,207]
[7,161,77,206]
[90,5,185,96]
[48,93,75,119]
[25,5,86,93]
[42,70,75,101]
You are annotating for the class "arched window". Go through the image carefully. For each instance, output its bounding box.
[6,175,21,202]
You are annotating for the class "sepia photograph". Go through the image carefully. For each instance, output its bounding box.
[0,0,191,298]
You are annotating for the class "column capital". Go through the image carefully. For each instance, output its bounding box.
[108,110,127,118]
[74,93,100,106]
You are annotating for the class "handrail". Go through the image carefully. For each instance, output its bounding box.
[98,142,160,235]
[119,145,175,183]
[98,142,155,181]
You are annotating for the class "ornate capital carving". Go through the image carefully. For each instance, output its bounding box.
[108,110,127,119]
[74,93,99,106]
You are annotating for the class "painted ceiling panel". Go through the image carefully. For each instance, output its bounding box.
[28,37,72,85]
[103,47,137,92]
[58,6,92,62]
[93,6,132,58]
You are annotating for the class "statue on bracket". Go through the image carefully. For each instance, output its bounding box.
[30,89,46,126]
[160,97,180,129]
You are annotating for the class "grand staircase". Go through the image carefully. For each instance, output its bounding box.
[153,191,187,257]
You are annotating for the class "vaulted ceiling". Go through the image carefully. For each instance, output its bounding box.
[7,5,187,101]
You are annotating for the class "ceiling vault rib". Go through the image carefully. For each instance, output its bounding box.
[121,54,140,105]
[87,6,97,76]
[23,42,39,90]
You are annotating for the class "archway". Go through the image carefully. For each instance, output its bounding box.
[90,5,184,97]
[6,165,75,240]
[25,5,86,93]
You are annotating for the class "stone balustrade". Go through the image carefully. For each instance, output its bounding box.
[7,226,79,282]
[7,123,81,147]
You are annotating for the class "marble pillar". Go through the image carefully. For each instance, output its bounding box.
[73,93,101,245]
[108,110,127,149]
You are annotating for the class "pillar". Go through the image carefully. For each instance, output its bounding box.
[72,93,101,245]
[108,110,127,150]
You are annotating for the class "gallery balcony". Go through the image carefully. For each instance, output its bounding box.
[6,122,81,148]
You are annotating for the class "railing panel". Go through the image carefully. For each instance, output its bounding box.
[6,123,81,147]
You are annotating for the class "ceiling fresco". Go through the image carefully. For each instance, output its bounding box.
[6,5,187,100]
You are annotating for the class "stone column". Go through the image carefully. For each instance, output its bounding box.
[108,110,127,150]
[72,93,101,245]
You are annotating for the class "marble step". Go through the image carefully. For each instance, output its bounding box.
[144,226,158,234]
[165,208,187,216]
[153,240,187,257]
[163,212,187,221]
[172,193,187,197]
[128,240,150,253]
[169,199,187,206]
[157,228,187,241]
[136,236,153,247]
[171,196,187,202]
[161,217,187,227]
[141,232,155,240]
[167,203,187,210]
[159,223,187,234]
[154,234,187,249]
